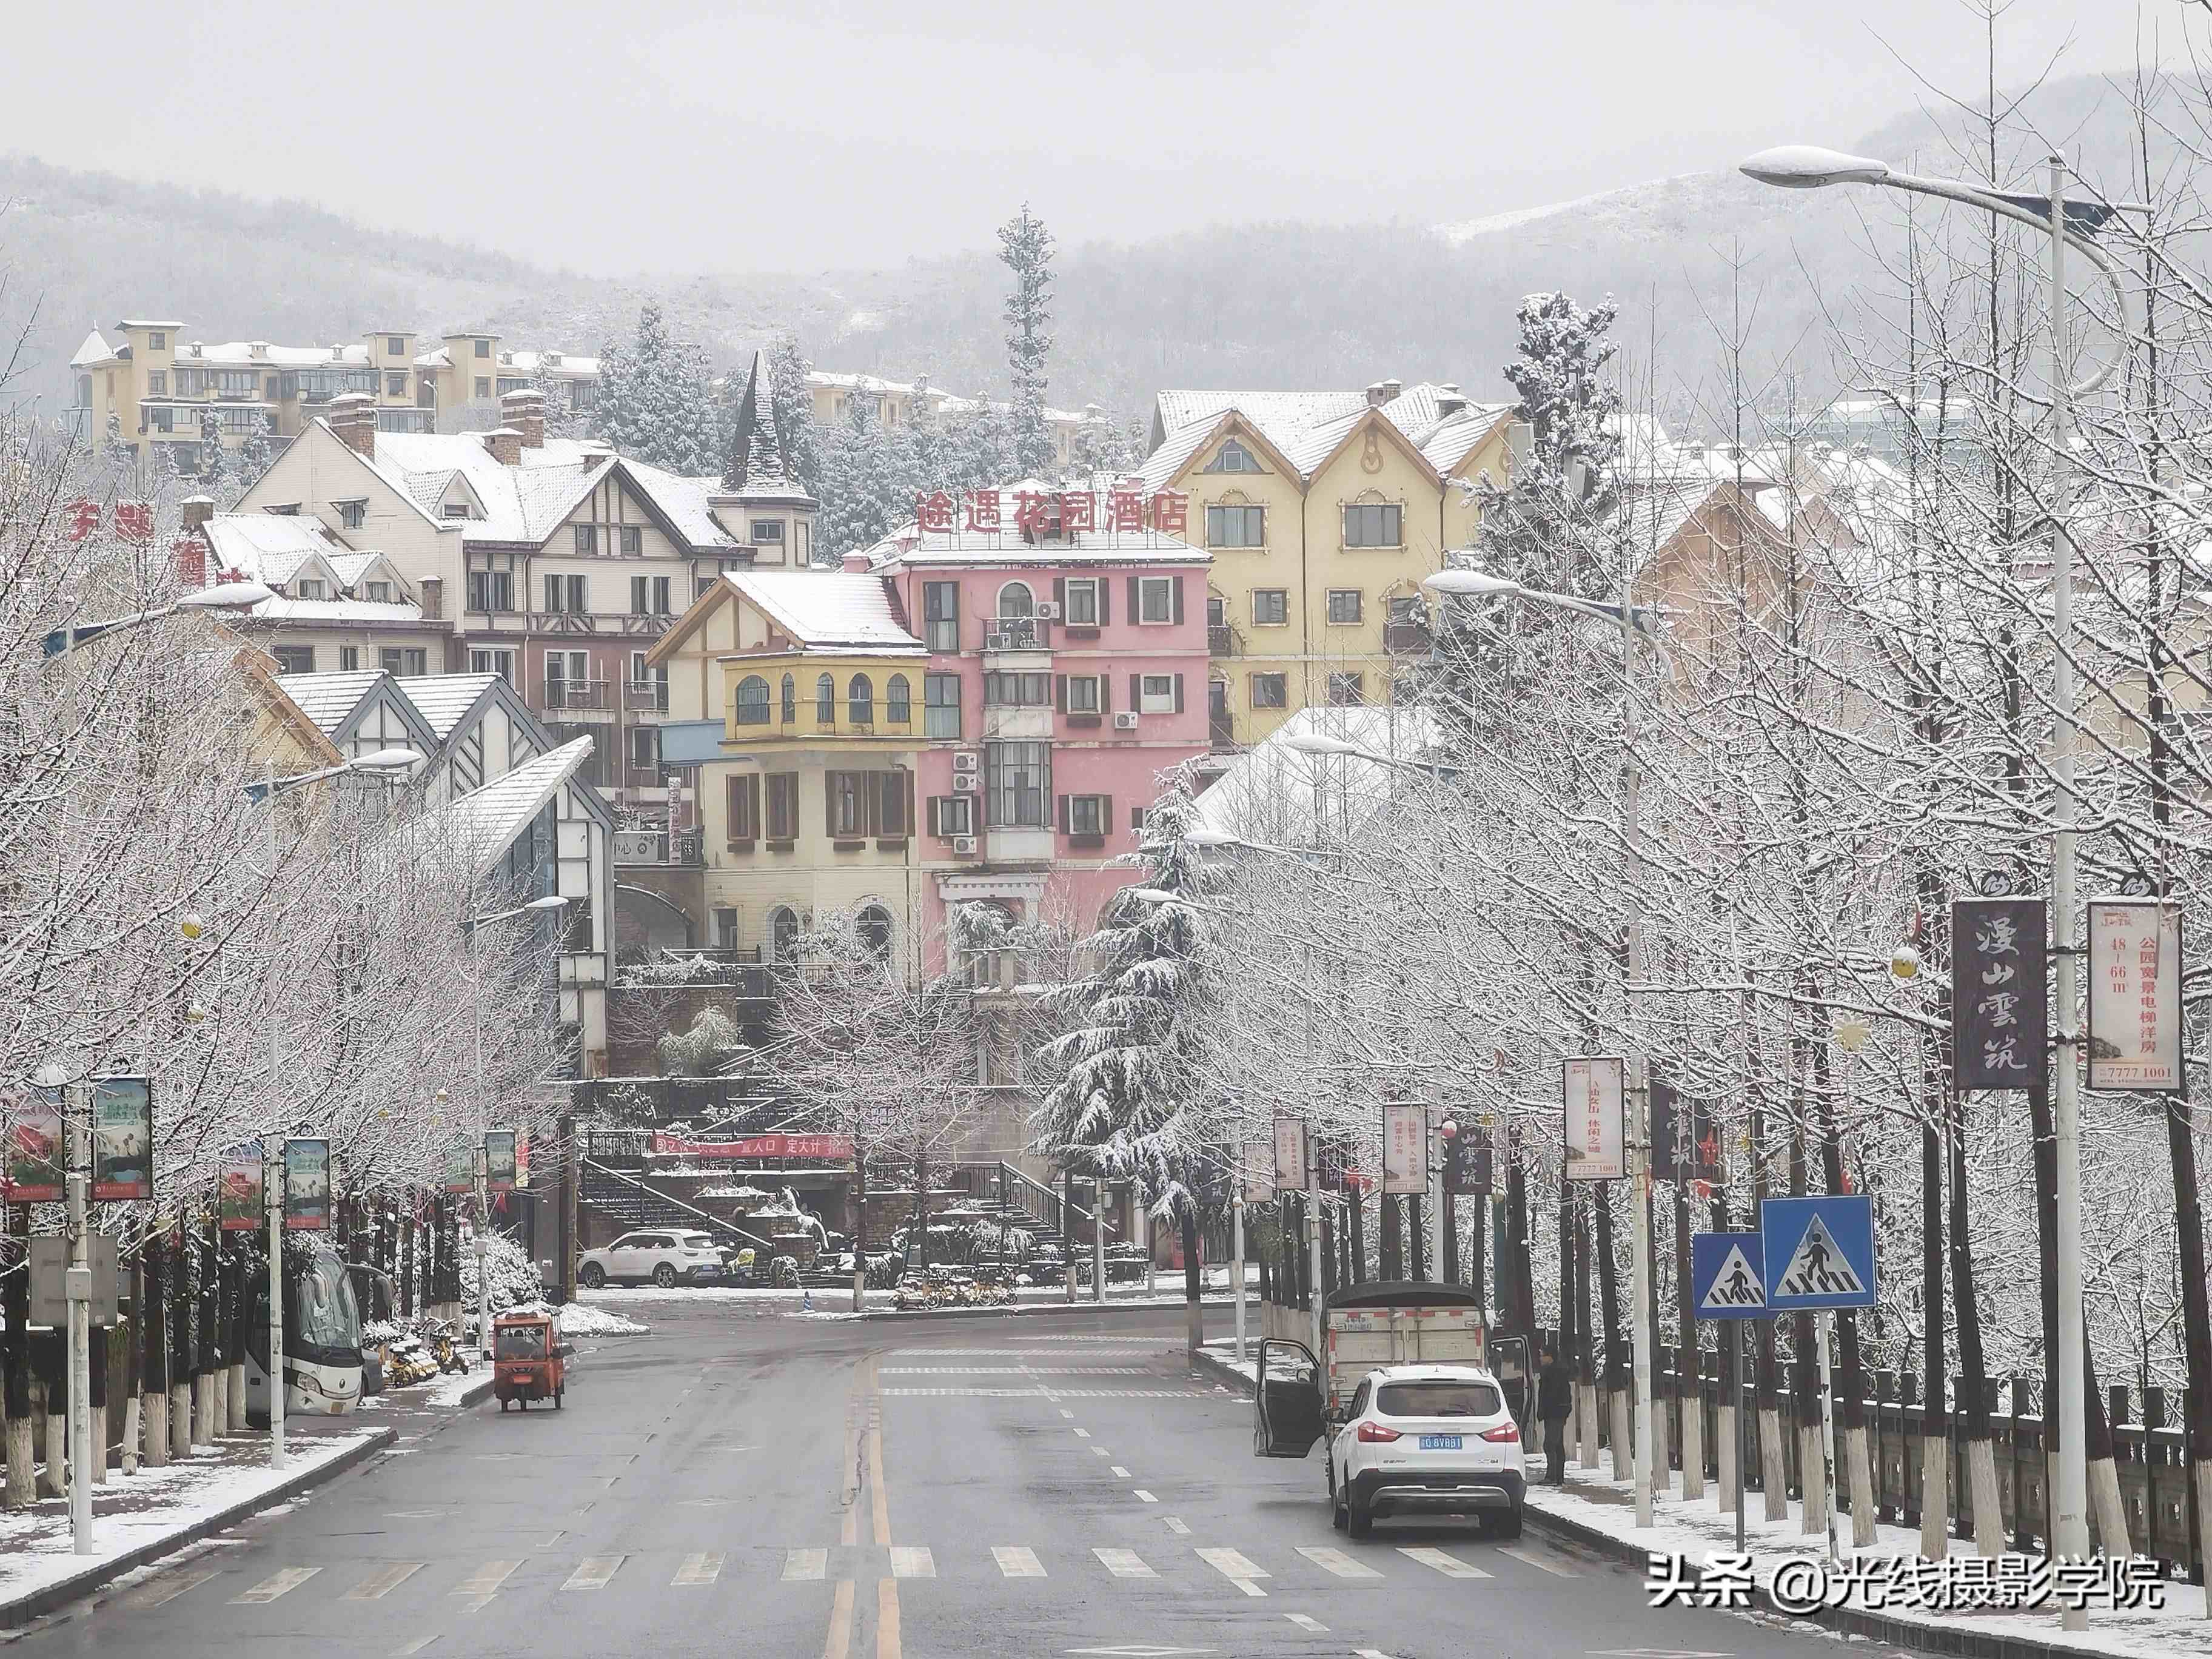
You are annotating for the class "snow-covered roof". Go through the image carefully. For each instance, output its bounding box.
[866,477,1208,569]
[202,513,342,585]
[247,597,426,625]
[502,350,600,378]
[723,571,923,655]
[70,329,112,369]
[1196,706,1447,844]
[394,672,504,740]
[407,737,595,883]
[1147,385,1508,491]
[274,669,389,733]
[115,318,186,330]
[721,352,811,504]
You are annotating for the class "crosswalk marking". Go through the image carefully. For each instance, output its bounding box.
[1164,1517,1191,1535]
[1398,1546,1491,1580]
[879,1367,1151,1375]
[1197,1546,1270,1595]
[1092,1447,1109,1457]
[133,1567,221,1609]
[232,1567,320,1604]
[563,1555,624,1590]
[1110,1466,1131,1477]
[344,1562,426,1601]
[1072,1427,1090,1438]
[993,1546,1046,1578]
[1094,1548,1155,1578]
[1297,1545,1382,1580]
[783,1549,828,1581]
[1287,1613,1330,1632]
[879,1388,1210,1398]
[672,1552,723,1586]
[890,1546,935,1579]
[393,1638,440,1657]
[452,1560,521,1606]
[1133,1490,1158,1503]
[1497,1544,1577,1577]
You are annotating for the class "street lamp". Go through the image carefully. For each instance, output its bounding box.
[1741,143,2142,1625]
[42,581,274,659]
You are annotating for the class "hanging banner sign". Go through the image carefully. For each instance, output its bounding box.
[1381,1103,1427,1195]
[484,1130,518,1192]
[1272,1116,1311,1192]
[444,1139,475,1194]
[1563,1057,1625,1181]
[648,1132,856,1162]
[1,1080,65,1203]
[1450,1132,1493,1196]
[219,1140,264,1230]
[91,1076,153,1201]
[2088,900,2184,1093]
[1240,1138,1276,1203]
[1953,897,2048,1091]
[284,1138,331,1230]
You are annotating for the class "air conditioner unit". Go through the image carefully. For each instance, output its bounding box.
[951,751,980,773]
[1035,600,1061,619]
[953,774,979,792]
[1113,710,1141,731]
[951,836,978,855]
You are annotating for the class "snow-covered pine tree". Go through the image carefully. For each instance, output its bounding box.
[815,390,916,562]
[1071,411,1138,474]
[1031,784,1223,1356]
[196,409,238,507]
[240,410,275,487]
[592,301,720,475]
[101,412,135,482]
[997,204,1056,478]
[528,357,589,441]
[766,336,825,502]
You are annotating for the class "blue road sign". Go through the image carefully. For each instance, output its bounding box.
[1761,1195,1875,1310]
[1691,1232,1768,1320]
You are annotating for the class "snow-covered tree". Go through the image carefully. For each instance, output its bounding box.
[766,335,824,503]
[195,409,238,506]
[239,409,275,486]
[592,301,720,475]
[997,204,1056,478]
[815,390,917,561]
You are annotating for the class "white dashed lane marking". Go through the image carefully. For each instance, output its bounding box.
[1094,1548,1156,1578]
[890,1546,936,1578]
[1297,1545,1382,1579]
[1498,1544,1578,1577]
[782,1549,827,1581]
[344,1562,426,1600]
[993,1546,1047,1578]
[231,1567,320,1604]
[562,1556,624,1590]
[672,1552,723,1586]
[1398,1546,1492,1579]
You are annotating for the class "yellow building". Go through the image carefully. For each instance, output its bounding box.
[806,370,1108,468]
[648,569,930,970]
[1141,381,1518,747]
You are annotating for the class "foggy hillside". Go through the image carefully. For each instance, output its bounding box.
[0,71,2173,425]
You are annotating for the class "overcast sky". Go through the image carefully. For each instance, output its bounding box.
[1,1,2167,276]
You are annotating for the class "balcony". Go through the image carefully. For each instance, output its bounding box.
[985,826,1055,863]
[612,829,704,867]
[982,703,1054,740]
[1383,618,1435,655]
[729,708,919,742]
[542,679,612,712]
[982,615,1051,672]
[1207,623,1241,657]
[625,680,671,713]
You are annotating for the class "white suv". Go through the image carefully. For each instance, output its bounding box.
[578,1230,725,1289]
[1326,1364,1525,1540]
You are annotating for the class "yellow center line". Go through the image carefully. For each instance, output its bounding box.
[877,1578,902,1659]
[822,1579,854,1659]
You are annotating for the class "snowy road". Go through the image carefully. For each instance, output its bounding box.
[12,1304,1883,1659]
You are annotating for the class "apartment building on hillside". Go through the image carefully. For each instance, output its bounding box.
[805,370,1113,468]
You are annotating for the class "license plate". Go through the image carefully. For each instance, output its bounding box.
[1419,1434,1462,1450]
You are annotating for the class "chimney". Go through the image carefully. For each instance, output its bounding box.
[484,427,523,466]
[179,494,216,531]
[421,576,443,620]
[1379,377,1403,403]
[1436,383,1467,418]
[501,388,546,449]
[328,392,378,458]
[250,340,269,360]
[1365,381,1390,408]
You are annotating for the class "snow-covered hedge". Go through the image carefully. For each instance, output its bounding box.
[460,1233,546,1315]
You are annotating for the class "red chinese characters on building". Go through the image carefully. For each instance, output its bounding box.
[915,491,956,534]
[172,539,208,587]
[1060,491,1096,534]
[1150,489,1189,533]
[113,501,154,543]
[1106,490,1145,532]
[1013,490,1052,535]
[64,498,102,542]
[966,489,1001,532]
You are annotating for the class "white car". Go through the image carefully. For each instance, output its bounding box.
[578,1230,725,1289]
[1323,1364,1526,1540]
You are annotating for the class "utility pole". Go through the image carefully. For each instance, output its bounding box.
[65,1082,93,1553]
[265,1141,286,1471]
[474,1145,492,1357]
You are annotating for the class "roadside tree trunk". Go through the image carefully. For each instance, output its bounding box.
[1182,1209,1204,1366]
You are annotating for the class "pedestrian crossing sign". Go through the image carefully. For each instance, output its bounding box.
[1691,1231,1768,1321]
[1760,1195,1875,1310]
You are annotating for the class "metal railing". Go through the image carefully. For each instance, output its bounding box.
[983,616,1051,651]
[625,680,669,712]
[580,1159,782,1255]
[542,679,611,711]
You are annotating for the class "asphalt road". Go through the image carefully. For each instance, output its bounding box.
[8,1302,1883,1659]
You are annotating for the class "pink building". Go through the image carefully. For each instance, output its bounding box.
[861,478,1212,954]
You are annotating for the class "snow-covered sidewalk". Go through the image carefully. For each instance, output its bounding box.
[0,1426,391,1627]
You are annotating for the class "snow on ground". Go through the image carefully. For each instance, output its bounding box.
[549,1302,648,1336]
[0,1430,380,1609]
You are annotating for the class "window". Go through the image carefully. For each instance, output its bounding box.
[340,646,361,671]
[770,906,800,960]
[653,576,671,614]
[1328,671,1365,706]
[997,581,1034,620]
[474,339,491,358]
[735,675,771,726]
[1065,794,1108,836]
[848,674,874,726]
[545,650,588,705]
[1138,577,1176,624]
[296,579,328,600]
[986,741,1050,828]
[923,581,960,652]
[444,503,470,520]
[1250,673,1288,709]
[984,671,1050,707]
[1205,504,1265,548]
[933,793,976,837]
[857,903,894,960]
[621,526,642,555]
[470,648,515,683]
[1327,589,1363,625]
[1344,502,1403,548]
[543,574,586,612]
[727,774,760,840]
[1253,589,1289,626]
[825,771,865,837]
[387,337,407,356]
[386,372,407,397]
[1206,438,1258,473]
[816,673,836,723]
[630,574,671,614]
[1064,578,1099,625]
[712,907,740,949]
[871,773,907,837]
[1139,675,1177,714]
[886,674,911,724]
[146,370,167,395]
[330,497,369,532]
[272,645,315,674]
[468,570,513,612]
[364,581,393,602]
[575,525,598,555]
[382,648,428,676]
[1067,675,1101,715]
[766,772,799,839]
[751,520,785,545]
[924,672,961,739]
[628,725,660,768]
[474,377,491,398]
[780,674,796,723]
[148,331,166,350]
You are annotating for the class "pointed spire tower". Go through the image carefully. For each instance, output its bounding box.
[717,350,819,566]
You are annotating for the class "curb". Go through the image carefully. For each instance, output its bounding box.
[0,1426,398,1631]
[857,1293,1243,1324]
[1192,1344,1255,1395]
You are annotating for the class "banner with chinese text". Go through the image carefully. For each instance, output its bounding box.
[1381,1103,1427,1195]
[1563,1059,1625,1181]
[1954,897,2048,1091]
[2088,900,2184,1093]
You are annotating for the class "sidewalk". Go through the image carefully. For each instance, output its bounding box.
[0,1364,495,1629]
[1188,1340,2202,1659]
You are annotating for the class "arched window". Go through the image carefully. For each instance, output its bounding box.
[734,675,770,726]
[780,674,797,723]
[857,903,894,962]
[816,672,836,723]
[885,674,911,725]
[848,674,873,726]
[769,905,800,961]
[996,581,1034,620]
